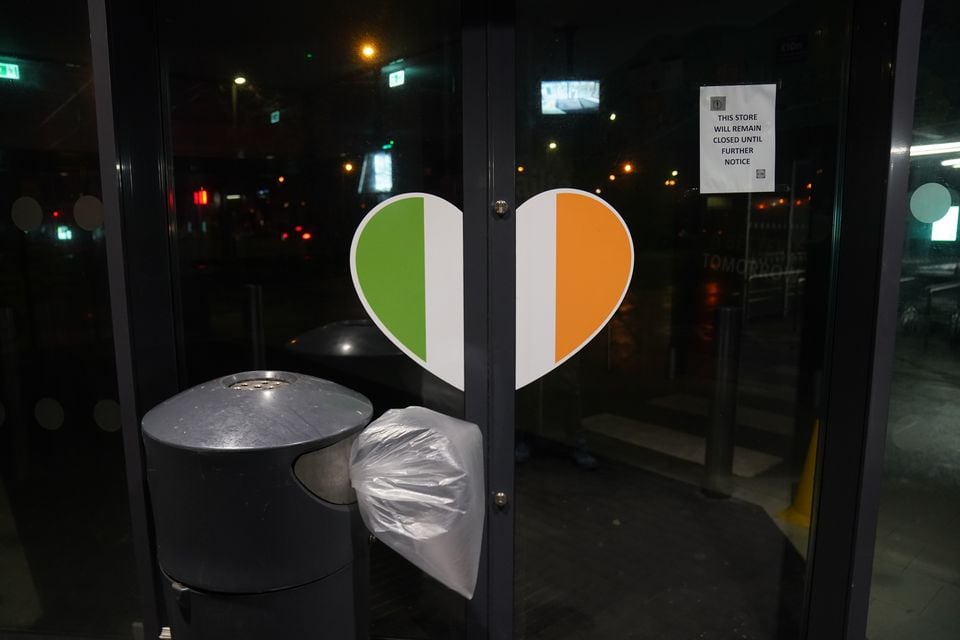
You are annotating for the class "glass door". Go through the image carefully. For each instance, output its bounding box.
[865,1,960,638]
[0,2,142,638]
[512,1,848,637]
[158,2,467,637]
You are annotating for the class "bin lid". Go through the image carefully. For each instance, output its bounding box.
[142,371,372,451]
[286,319,402,358]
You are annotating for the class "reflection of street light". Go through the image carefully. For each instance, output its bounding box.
[343,162,354,173]
[360,43,378,60]
[622,163,633,174]
[608,174,616,181]
[231,77,247,134]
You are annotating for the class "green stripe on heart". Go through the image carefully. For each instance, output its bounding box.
[353,195,427,360]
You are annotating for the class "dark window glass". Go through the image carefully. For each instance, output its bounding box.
[161,3,465,637]
[866,1,960,638]
[0,2,141,637]
[514,1,848,637]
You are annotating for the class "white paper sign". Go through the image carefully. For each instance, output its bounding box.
[699,84,776,194]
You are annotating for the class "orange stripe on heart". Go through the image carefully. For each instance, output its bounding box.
[555,191,634,362]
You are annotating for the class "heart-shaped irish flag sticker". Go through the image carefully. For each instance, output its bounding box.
[350,193,464,390]
[350,189,632,391]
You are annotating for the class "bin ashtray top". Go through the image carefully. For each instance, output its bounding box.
[142,370,372,452]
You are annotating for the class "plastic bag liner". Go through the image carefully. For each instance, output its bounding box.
[349,406,484,599]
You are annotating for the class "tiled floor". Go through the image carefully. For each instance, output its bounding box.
[865,337,960,640]
[370,441,808,640]
[512,453,806,640]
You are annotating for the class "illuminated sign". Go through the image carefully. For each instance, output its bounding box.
[932,206,959,242]
[373,153,392,192]
[358,152,393,194]
[0,62,20,81]
[388,69,405,88]
[270,110,280,124]
[540,80,600,114]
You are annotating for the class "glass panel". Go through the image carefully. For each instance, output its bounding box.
[866,1,960,638]
[514,2,848,637]
[161,3,464,637]
[0,3,142,638]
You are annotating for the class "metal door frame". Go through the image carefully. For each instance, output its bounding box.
[463,2,516,639]
[805,0,924,637]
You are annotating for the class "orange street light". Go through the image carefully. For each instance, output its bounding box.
[360,42,378,60]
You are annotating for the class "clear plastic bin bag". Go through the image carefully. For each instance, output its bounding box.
[349,406,484,599]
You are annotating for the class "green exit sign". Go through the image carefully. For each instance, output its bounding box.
[0,62,20,80]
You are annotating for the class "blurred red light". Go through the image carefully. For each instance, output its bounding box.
[281,232,289,240]
[294,225,303,232]
[301,232,312,240]
[193,188,209,205]
[52,210,60,218]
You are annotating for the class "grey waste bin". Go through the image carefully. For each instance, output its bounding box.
[142,371,373,639]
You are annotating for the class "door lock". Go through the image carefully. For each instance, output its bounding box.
[494,491,509,509]
[493,200,510,217]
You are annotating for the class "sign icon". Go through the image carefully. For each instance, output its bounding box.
[350,189,633,390]
[0,62,20,81]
